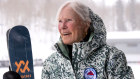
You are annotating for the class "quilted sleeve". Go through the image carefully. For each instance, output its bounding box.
[107,47,134,79]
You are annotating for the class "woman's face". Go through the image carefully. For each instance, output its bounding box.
[58,6,89,45]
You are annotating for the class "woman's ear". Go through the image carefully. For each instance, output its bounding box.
[86,21,90,28]
[84,21,90,32]
[82,21,90,40]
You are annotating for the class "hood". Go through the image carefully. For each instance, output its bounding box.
[88,8,106,46]
[55,8,107,61]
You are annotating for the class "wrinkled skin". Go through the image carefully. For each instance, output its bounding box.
[58,6,89,45]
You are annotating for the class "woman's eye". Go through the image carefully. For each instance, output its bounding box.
[59,20,62,23]
[67,19,72,22]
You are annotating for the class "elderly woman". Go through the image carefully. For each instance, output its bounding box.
[42,1,134,79]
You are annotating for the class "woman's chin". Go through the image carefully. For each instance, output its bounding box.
[62,40,73,45]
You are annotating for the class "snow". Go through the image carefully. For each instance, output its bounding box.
[129,63,140,79]
[107,31,140,39]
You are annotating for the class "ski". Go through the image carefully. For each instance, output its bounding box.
[6,25,34,79]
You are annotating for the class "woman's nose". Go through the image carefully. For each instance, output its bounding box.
[61,22,67,29]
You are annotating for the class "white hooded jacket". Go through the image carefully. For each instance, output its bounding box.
[41,8,134,79]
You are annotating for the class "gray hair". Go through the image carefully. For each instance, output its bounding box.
[56,1,91,23]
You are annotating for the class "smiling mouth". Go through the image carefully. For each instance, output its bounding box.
[62,33,71,36]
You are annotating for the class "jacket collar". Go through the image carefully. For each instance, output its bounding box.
[55,31,100,62]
